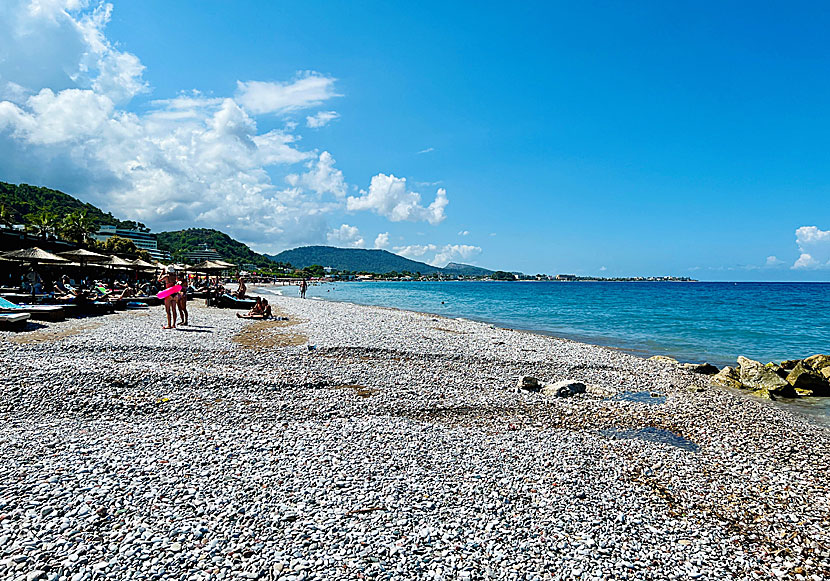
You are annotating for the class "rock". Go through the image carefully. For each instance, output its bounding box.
[680,362,719,375]
[750,388,776,400]
[803,354,830,372]
[711,366,743,389]
[737,356,791,392]
[765,363,789,379]
[822,367,830,381]
[780,359,800,370]
[786,362,829,396]
[516,376,542,392]
[541,380,586,397]
[648,355,678,364]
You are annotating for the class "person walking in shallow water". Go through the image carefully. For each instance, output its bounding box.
[300,278,308,299]
[158,266,178,329]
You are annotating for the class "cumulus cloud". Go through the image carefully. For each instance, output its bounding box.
[327,224,364,248]
[765,255,785,267]
[306,110,339,128]
[458,230,469,236]
[285,151,346,198]
[393,243,481,266]
[236,72,340,115]
[347,174,448,224]
[791,226,830,270]
[374,232,390,249]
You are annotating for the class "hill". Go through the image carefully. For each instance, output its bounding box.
[156,229,278,268]
[0,181,145,230]
[267,246,443,274]
[442,262,494,277]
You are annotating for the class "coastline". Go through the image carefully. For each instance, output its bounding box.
[1,297,828,579]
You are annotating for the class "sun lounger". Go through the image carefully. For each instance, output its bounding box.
[0,297,65,322]
[0,312,30,331]
[216,294,257,309]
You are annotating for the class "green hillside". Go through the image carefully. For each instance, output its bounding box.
[156,228,279,268]
[0,181,145,230]
[442,262,494,277]
[267,246,443,274]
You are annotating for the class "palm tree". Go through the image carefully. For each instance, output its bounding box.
[27,209,59,240]
[60,211,96,246]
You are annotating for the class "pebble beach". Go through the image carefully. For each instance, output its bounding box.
[1,293,828,581]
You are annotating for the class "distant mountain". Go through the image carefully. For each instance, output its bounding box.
[267,246,442,274]
[0,181,145,230]
[156,228,278,268]
[442,262,494,277]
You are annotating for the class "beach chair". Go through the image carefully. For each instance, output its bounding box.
[0,312,30,331]
[0,297,65,322]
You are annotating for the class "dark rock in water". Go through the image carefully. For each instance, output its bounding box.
[737,356,791,392]
[786,362,829,396]
[517,376,542,392]
[804,354,830,373]
[681,362,719,375]
[542,380,586,398]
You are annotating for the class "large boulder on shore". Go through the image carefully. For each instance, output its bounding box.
[680,362,719,375]
[804,354,830,372]
[737,356,797,397]
[542,380,587,398]
[712,366,744,389]
[786,362,830,396]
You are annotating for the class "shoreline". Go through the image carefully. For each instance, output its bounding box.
[1,297,828,579]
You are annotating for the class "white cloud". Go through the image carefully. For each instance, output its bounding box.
[791,226,830,270]
[285,151,346,198]
[306,110,339,128]
[374,232,389,249]
[236,73,339,115]
[347,174,448,224]
[458,230,469,236]
[417,147,434,154]
[327,224,364,248]
[599,266,607,272]
[393,243,481,266]
[765,255,785,267]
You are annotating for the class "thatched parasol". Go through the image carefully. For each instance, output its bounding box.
[191,259,233,273]
[130,258,156,269]
[58,248,108,263]
[3,247,70,263]
[102,255,135,269]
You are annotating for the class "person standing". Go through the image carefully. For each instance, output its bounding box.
[158,266,179,329]
[300,278,308,299]
[177,273,189,326]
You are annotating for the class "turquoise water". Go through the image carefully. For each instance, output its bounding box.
[288,280,829,368]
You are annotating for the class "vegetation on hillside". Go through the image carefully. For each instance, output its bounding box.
[156,228,282,268]
[0,181,145,231]
[268,246,442,274]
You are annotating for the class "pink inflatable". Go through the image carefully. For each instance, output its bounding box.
[157,284,182,299]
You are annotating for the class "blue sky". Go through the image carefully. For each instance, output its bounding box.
[0,1,828,279]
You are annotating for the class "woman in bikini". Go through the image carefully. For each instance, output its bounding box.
[158,266,179,329]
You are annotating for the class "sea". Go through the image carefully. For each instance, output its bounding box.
[263,280,830,419]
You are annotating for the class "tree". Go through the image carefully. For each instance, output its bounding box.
[60,211,96,245]
[491,270,517,281]
[0,204,15,229]
[26,209,59,240]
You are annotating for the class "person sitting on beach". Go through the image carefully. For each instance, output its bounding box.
[261,298,272,319]
[232,277,247,299]
[116,283,135,300]
[177,274,189,326]
[158,266,179,329]
[237,297,264,319]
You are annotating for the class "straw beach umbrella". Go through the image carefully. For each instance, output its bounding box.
[59,248,108,264]
[3,247,69,297]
